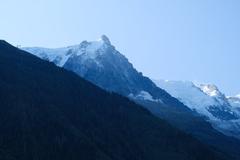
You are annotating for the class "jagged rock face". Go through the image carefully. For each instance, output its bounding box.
[63,42,143,96]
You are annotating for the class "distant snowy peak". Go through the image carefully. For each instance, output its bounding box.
[199,84,233,108]
[154,80,238,121]
[154,80,218,119]
[154,79,240,138]
[199,84,222,97]
[22,35,113,67]
[77,38,109,59]
[98,35,111,45]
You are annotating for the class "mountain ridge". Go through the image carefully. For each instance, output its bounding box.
[154,79,240,139]
[0,40,224,160]
[22,36,240,159]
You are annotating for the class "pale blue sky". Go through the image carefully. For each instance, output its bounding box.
[0,0,239,95]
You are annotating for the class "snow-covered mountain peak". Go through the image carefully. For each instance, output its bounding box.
[198,84,232,107]
[199,84,222,97]
[154,80,219,118]
[98,35,111,45]
[154,79,240,138]
[22,35,115,67]
[77,35,114,58]
[154,80,238,119]
[80,40,105,58]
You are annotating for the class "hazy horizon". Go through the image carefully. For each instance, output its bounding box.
[1,0,239,95]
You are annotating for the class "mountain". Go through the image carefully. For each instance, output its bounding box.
[24,35,168,96]
[0,40,226,160]
[154,80,240,139]
[23,36,240,159]
[228,95,240,115]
